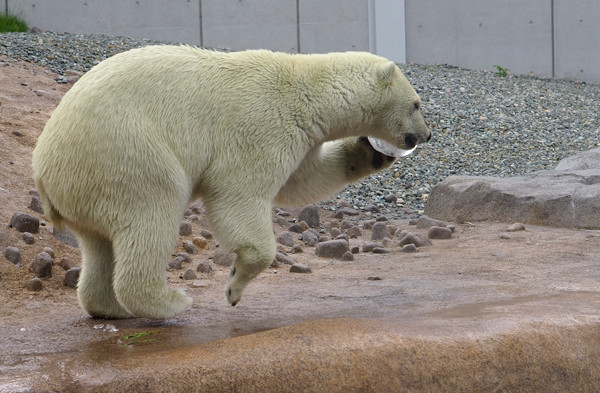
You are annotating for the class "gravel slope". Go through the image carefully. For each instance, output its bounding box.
[2,32,599,217]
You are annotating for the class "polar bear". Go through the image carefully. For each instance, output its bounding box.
[32,45,430,319]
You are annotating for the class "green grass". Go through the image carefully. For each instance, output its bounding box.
[0,14,28,33]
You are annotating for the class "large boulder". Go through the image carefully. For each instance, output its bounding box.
[425,148,600,229]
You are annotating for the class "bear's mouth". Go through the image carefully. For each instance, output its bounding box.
[368,137,416,158]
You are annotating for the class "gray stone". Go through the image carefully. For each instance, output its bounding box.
[402,244,418,253]
[425,148,600,229]
[64,267,81,288]
[362,242,382,253]
[9,212,39,233]
[318,236,331,243]
[330,227,342,238]
[29,196,44,214]
[362,219,377,230]
[384,194,398,203]
[315,239,349,259]
[57,256,77,271]
[333,210,344,219]
[398,233,432,248]
[276,231,296,247]
[275,251,296,265]
[52,227,79,248]
[32,252,53,278]
[364,203,379,213]
[289,263,312,274]
[43,247,55,259]
[428,226,453,240]
[375,216,388,222]
[507,223,526,232]
[182,269,197,280]
[169,256,186,270]
[340,207,359,216]
[4,246,21,265]
[416,215,447,229]
[183,240,196,255]
[22,232,35,245]
[371,222,391,240]
[372,247,389,254]
[335,234,349,242]
[350,246,360,254]
[176,253,192,263]
[301,230,319,247]
[196,261,213,274]
[27,278,43,291]
[290,244,303,254]
[298,204,319,228]
[200,229,213,239]
[500,233,512,240]
[179,221,193,236]
[213,252,237,267]
[346,226,362,239]
[340,220,353,230]
[288,223,303,233]
[342,251,354,261]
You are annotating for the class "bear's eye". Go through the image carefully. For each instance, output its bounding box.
[413,102,420,111]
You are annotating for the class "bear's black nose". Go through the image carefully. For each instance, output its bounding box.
[405,134,418,150]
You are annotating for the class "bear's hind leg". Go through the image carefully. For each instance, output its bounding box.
[77,231,133,319]
[111,212,193,319]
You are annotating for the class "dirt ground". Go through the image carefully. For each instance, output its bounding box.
[1,56,600,392]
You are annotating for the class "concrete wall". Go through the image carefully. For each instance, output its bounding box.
[6,0,600,83]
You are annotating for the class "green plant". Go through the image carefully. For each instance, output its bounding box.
[493,65,510,77]
[0,13,28,33]
[122,331,159,345]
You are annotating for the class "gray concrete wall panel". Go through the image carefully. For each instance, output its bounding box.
[8,0,200,44]
[405,0,553,78]
[299,0,369,53]
[554,0,600,83]
[201,0,297,52]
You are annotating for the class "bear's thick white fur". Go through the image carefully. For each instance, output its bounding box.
[32,45,430,319]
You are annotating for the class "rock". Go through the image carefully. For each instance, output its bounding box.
[191,279,208,288]
[371,222,391,240]
[192,236,208,249]
[367,276,382,281]
[425,148,600,229]
[179,221,193,236]
[362,219,376,229]
[9,212,39,233]
[330,227,342,238]
[52,227,79,247]
[213,252,237,267]
[372,247,389,254]
[182,269,197,280]
[58,256,77,270]
[333,210,344,219]
[288,223,303,233]
[275,251,296,265]
[375,216,388,222]
[318,236,331,243]
[342,251,354,261]
[346,226,362,239]
[362,242,382,253]
[398,233,432,247]
[301,230,319,246]
[386,225,398,236]
[428,226,453,240]
[350,246,360,254]
[341,207,359,216]
[402,244,418,253]
[32,252,53,278]
[200,229,213,239]
[275,208,290,217]
[196,261,213,273]
[416,215,447,229]
[364,203,379,213]
[64,267,81,288]
[276,231,296,247]
[29,196,44,214]
[43,247,55,259]
[298,204,319,228]
[27,278,43,291]
[384,194,398,203]
[315,239,349,259]
[291,244,303,253]
[507,223,526,232]
[65,69,84,84]
[500,233,512,240]
[169,256,186,270]
[289,263,312,274]
[447,224,457,233]
[183,240,196,254]
[176,253,192,263]
[22,232,35,245]
[274,217,289,228]
[340,220,353,230]
[335,234,349,242]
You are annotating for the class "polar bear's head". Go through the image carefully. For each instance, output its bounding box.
[369,62,431,152]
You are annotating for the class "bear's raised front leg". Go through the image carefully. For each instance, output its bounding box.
[77,231,133,319]
[274,136,396,206]
[203,197,276,306]
[110,206,193,319]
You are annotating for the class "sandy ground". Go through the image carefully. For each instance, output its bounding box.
[1,56,600,392]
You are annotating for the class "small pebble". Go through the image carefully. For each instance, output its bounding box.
[64,267,81,288]
[333,210,344,219]
[361,242,382,253]
[372,247,389,254]
[191,280,208,288]
[29,196,44,214]
[196,261,213,273]
[330,227,342,238]
[301,230,319,247]
[182,268,197,280]
[345,226,361,238]
[342,251,354,261]
[179,221,193,236]
[371,222,391,240]
[398,233,432,247]
[367,276,382,281]
[350,246,360,254]
[315,239,349,259]
[183,240,196,254]
[402,244,418,253]
[340,220,353,230]
[362,219,376,229]
[500,233,512,240]
[416,215,447,229]
[288,223,303,233]
[57,256,77,270]
[5,246,22,265]
[42,247,55,259]
[9,212,40,233]
[428,226,453,240]
[200,229,213,239]
[22,232,35,245]
[289,263,312,274]
[32,252,53,278]
[298,204,320,228]
[27,278,43,291]
[291,244,303,253]
[192,236,208,249]
[169,256,186,270]
[275,251,296,265]
[507,223,526,232]
[276,231,295,247]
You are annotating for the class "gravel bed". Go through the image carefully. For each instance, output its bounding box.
[2,32,599,218]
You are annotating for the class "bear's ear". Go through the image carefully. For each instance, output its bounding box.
[379,62,396,86]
